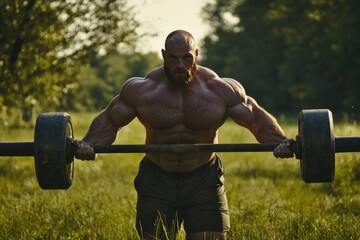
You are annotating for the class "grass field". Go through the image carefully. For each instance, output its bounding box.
[0,112,360,239]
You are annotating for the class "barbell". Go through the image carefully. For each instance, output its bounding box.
[0,109,359,190]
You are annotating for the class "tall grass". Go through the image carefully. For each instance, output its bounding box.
[0,112,359,239]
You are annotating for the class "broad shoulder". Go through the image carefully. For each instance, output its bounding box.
[121,67,163,93]
[118,67,165,105]
[197,66,247,105]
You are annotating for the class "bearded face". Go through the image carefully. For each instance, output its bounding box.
[164,61,198,86]
[162,31,199,86]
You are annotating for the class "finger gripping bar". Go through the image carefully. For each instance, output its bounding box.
[91,143,280,154]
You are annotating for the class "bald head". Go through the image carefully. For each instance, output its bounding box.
[164,30,196,51]
[162,30,199,86]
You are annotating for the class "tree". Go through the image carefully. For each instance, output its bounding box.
[68,50,162,111]
[201,0,360,114]
[0,0,140,126]
[272,0,360,112]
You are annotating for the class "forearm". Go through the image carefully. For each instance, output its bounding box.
[82,111,119,145]
[251,107,287,144]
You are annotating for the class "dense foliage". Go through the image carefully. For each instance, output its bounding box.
[0,0,142,126]
[201,0,360,114]
[68,50,162,111]
[2,0,360,127]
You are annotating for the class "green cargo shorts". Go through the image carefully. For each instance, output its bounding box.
[134,155,230,237]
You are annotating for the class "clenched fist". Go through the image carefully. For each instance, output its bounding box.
[73,140,96,160]
[273,139,295,158]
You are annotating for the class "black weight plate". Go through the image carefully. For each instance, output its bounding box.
[34,113,74,189]
[298,109,335,183]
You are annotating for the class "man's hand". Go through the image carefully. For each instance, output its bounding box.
[273,139,295,158]
[73,140,96,160]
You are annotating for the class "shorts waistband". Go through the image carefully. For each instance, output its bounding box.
[142,155,218,177]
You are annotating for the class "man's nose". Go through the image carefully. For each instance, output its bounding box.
[176,58,185,68]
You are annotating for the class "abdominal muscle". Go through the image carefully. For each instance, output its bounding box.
[144,125,218,172]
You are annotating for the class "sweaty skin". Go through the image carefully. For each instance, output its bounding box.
[74,29,293,240]
[75,65,292,171]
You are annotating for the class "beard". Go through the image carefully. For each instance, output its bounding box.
[164,63,198,86]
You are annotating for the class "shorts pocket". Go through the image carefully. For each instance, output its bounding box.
[215,158,225,186]
[134,170,142,192]
[134,159,147,193]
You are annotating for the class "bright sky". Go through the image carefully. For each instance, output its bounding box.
[130,0,213,54]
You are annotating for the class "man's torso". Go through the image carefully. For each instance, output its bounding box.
[121,67,239,172]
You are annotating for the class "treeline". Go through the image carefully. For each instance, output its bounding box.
[1,0,359,127]
[0,0,160,127]
[66,50,162,112]
[201,0,360,116]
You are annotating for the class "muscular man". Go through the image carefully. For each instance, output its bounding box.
[74,30,293,239]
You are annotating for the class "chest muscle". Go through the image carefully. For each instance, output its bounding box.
[136,90,226,130]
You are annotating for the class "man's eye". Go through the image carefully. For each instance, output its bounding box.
[184,55,193,60]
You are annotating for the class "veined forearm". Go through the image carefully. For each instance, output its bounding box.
[82,127,118,145]
[82,111,119,145]
[252,108,287,143]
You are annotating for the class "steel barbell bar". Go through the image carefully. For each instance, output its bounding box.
[1,137,359,156]
[0,142,281,156]
[0,109,359,189]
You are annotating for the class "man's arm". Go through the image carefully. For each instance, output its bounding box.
[74,79,138,160]
[81,96,137,145]
[228,95,287,143]
[223,78,293,158]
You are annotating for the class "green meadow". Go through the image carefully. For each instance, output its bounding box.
[0,112,359,239]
